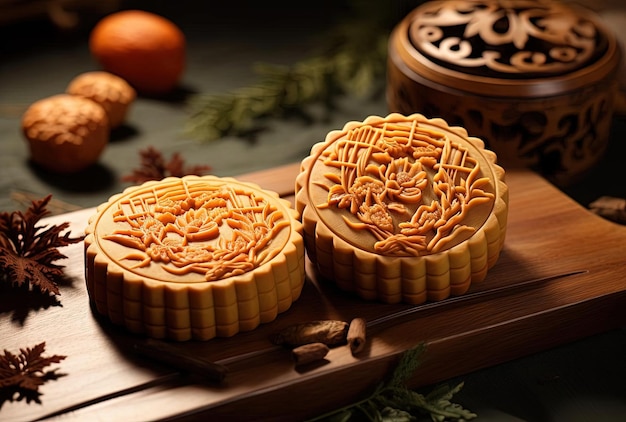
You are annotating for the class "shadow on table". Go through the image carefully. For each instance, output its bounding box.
[28,161,115,193]
[110,123,140,143]
[138,84,198,105]
[0,275,77,325]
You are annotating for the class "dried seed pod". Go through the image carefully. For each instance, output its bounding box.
[292,342,330,366]
[270,320,349,347]
[347,317,367,354]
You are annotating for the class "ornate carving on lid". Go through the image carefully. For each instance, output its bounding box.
[408,0,608,79]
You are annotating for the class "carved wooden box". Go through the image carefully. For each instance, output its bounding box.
[387,0,622,186]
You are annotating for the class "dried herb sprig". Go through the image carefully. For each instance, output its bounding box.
[122,146,212,184]
[0,195,83,295]
[309,343,476,422]
[185,12,389,142]
[0,342,66,407]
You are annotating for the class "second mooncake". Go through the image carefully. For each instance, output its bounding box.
[295,113,508,304]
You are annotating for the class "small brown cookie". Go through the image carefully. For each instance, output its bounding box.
[66,71,135,128]
[22,94,109,173]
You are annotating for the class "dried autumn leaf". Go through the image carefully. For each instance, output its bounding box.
[122,145,212,184]
[0,342,66,406]
[0,195,83,295]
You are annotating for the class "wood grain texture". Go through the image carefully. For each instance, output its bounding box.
[1,164,625,421]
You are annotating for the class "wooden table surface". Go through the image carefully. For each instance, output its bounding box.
[2,162,626,421]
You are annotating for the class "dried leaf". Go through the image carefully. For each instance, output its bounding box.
[0,342,66,407]
[0,195,83,295]
[122,146,212,184]
[10,191,81,216]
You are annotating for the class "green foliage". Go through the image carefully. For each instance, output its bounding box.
[184,7,389,142]
[309,343,477,422]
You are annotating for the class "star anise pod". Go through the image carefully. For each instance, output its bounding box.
[122,145,212,184]
[0,342,66,407]
[0,195,83,295]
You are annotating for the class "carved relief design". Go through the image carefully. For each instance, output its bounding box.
[315,120,495,256]
[102,179,290,281]
[409,0,603,78]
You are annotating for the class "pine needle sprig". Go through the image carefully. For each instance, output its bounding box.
[308,343,476,422]
[186,59,338,142]
[184,13,389,143]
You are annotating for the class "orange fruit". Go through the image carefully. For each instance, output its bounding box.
[89,10,186,95]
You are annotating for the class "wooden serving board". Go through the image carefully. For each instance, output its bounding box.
[2,163,626,421]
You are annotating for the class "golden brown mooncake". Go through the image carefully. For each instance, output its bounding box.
[85,175,305,341]
[295,113,508,304]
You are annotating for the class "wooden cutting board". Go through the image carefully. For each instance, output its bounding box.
[2,162,625,421]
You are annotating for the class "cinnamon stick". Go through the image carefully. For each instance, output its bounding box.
[347,317,367,354]
[291,342,329,366]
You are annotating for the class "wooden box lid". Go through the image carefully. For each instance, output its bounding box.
[391,0,622,97]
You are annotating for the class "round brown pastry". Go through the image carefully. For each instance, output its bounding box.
[22,94,109,173]
[296,113,508,304]
[85,175,305,341]
[66,71,136,128]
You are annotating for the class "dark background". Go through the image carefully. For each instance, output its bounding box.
[1,1,625,420]
[2,0,625,213]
